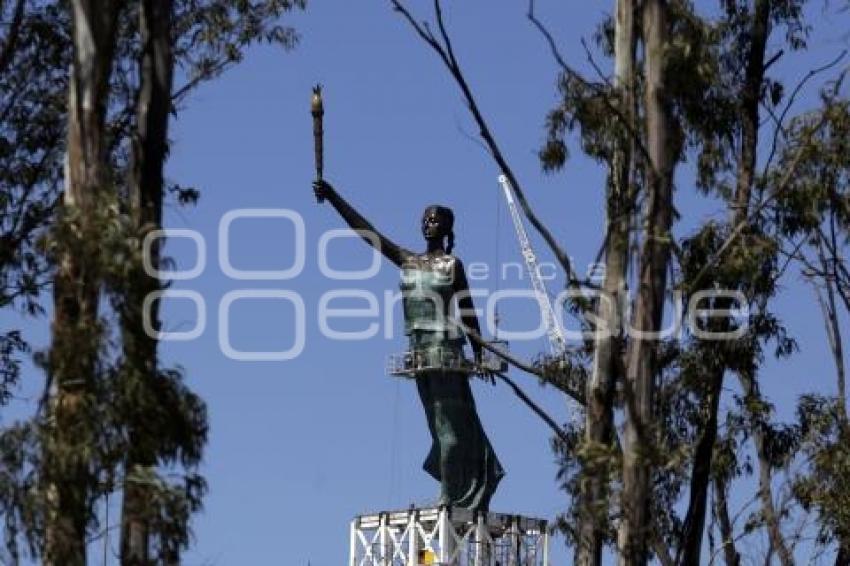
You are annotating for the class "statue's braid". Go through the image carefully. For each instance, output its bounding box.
[446,230,455,254]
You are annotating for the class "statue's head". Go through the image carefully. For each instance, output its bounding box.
[421,205,455,253]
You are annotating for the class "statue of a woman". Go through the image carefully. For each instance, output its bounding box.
[313,179,505,512]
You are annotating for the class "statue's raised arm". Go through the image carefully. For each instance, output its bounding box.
[313,179,412,267]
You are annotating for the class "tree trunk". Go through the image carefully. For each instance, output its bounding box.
[618,0,673,563]
[119,0,174,564]
[677,370,722,566]
[576,1,634,564]
[817,229,850,563]
[712,474,741,566]
[836,545,850,566]
[727,2,793,562]
[815,233,848,426]
[44,1,119,564]
[677,2,770,562]
[739,373,794,566]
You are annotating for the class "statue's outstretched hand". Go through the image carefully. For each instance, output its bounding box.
[313,179,334,203]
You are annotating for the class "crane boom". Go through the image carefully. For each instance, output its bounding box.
[497,175,567,357]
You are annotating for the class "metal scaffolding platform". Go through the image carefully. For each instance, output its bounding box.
[349,505,549,565]
[386,345,509,378]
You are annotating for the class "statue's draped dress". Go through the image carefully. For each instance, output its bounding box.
[400,257,505,511]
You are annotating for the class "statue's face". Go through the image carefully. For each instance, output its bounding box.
[421,208,448,240]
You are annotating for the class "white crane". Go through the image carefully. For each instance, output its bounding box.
[497,174,568,359]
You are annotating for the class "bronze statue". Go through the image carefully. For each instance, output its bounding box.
[313,179,505,511]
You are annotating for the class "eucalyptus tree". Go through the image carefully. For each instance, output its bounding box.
[0,0,306,562]
[770,92,850,565]
[389,0,849,564]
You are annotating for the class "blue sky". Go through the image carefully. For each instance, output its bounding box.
[166,2,610,563]
[6,0,850,564]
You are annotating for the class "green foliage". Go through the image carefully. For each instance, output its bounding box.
[0,332,27,406]
[0,0,306,559]
[538,0,850,562]
[773,99,850,236]
[0,1,70,397]
[0,422,41,563]
[540,74,611,170]
[771,92,850,556]
[794,395,850,547]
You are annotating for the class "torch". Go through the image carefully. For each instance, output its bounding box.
[311,84,325,202]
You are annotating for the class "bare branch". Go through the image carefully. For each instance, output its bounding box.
[762,50,848,176]
[494,371,570,444]
[773,234,807,285]
[763,49,784,72]
[390,0,581,287]
[527,0,655,177]
[580,36,613,88]
[458,319,586,406]
[171,58,232,105]
[816,223,850,316]
[812,230,849,424]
